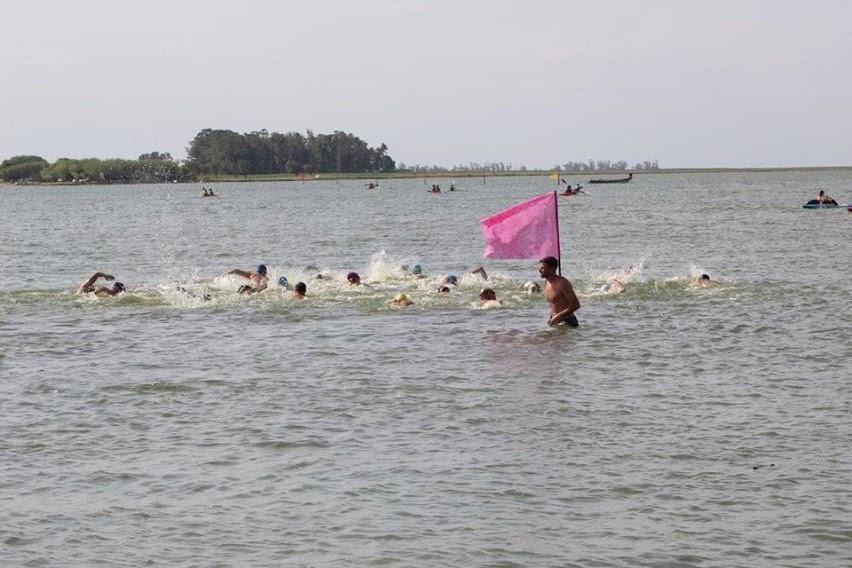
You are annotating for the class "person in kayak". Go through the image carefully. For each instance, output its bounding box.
[817,190,838,205]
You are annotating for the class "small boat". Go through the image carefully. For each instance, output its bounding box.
[588,173,632,184]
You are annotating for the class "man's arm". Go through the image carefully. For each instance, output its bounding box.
[228,269,252,279]
[78,272,113,293]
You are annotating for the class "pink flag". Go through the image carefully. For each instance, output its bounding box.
[480,191,560,259]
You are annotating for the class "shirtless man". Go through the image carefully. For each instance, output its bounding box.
[817,190,838,205]
[77,272,125,296]
[228,264,268,295]
[538,256,581,327]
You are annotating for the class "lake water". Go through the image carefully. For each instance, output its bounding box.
[1,172,850,567]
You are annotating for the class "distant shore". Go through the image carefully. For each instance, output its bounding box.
[3,165,851,186]
[188,165,852,183]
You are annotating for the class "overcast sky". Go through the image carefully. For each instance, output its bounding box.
[3,0,851,168]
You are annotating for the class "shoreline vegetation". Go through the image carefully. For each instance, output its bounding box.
[2,126,850,186]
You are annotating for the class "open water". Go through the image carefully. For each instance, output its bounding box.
[1,172,850,567]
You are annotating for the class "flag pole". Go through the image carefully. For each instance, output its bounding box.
[553,190,562,276]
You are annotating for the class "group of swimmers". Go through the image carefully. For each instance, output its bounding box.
[429,184,455,193]
[76,258,720,329]
[201,187,216,197]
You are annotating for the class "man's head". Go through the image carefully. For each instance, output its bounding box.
[257,264,268,277]
[411,264,422,276]
[112,282,125,294]
[442,275,458,286]
[479,288,497,302]
[347,272,361,285]
[294,282,307,296]
[277,276,290,289]
[701,274,710,281]
[819,190,825,196]
[538,256,559,278]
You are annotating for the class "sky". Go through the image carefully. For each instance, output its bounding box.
[2,0,851,168]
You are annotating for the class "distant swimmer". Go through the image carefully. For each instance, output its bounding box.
[438,285,451,293]
[479,288,501,307]
[817,190,838,205]
[228,264,268,295]
[202,188,209,197]
[208,188,216,197]
[78,272,125,296]
[277,276,291,289]
[523,281,541,294]
[347,272,361,285]
[391,292,413,306]
[442,274,459,286]
[539,256,581,328]
[449,183,455,191]
[177,286,211,301]
[599,278,626,294]
[690,273,716,288]
[293,281,307,299]
[471,267,488,280]
[411,264,424,278]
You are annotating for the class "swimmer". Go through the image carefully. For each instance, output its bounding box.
[293,281,307,299]
[347,272,361,285]
[228,264,268,295]
[202,188,209,197]
[438,286,451,293]
[177,286,211,301]
[208,188,216,197]
[391,292,413,306]
[441,274,459,286]
[479,288,500,306]
[411,264,424,278]
[690,273,716,288]
[539,256,581,328]
[523,281,541,294]
[471,267,488,280]
[277,276,291,289]
[599,278,626,294]
[78,272,125,296]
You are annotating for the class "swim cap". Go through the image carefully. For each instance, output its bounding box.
[443,275,458,285]
[257,264,267,276]
[114,282,125,292]
[347,272,360,283]
[277,276,289,288]
[394,293,409,302]
[411,265,422,275]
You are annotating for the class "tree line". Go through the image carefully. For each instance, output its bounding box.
[0,129,396,183]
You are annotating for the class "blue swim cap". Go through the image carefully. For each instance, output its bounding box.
[412,264,422,275]
[277,276,289,287]
[257,264,267,276]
